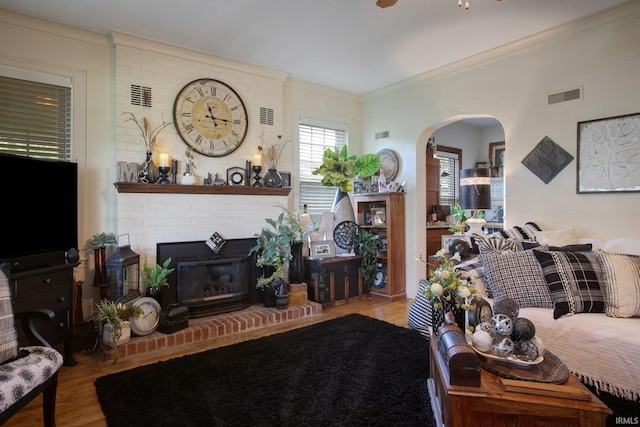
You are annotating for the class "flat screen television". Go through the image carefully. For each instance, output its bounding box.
[0,153,78,269]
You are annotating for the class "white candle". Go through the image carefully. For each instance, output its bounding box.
[159,153,169,167]
[253,153,262,167]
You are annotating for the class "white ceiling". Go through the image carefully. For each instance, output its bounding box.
[0,0,632,94]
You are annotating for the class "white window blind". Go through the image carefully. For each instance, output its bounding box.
[299,121,348,219]
[0,75,72,160]
[436,151,459,207]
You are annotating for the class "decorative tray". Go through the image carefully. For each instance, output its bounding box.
[471,345,544,367]
[478,350,570,384]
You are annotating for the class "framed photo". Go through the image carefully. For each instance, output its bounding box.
[226,166,246,186]
[371,207,386,225]
[577,112,640,193]
[279,171,291,188]
[489,141,506,168]
[310,240,336,258]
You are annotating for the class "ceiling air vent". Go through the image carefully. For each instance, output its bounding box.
[548,87,581,105]
[260,107,274,126]
[375,130,390,141]
[130,85,152,107]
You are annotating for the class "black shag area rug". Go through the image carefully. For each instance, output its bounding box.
[95,314,434,427]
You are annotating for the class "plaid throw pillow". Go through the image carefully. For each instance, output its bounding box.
[480,250,554,309]
[0,263,19,364]
[533,250,606,319]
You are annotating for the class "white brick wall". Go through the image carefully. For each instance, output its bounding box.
[112,32,290,264]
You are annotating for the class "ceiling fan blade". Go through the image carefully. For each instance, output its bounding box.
[376,0,398,8]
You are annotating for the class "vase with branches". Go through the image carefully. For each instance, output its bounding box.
[123,112,173,183]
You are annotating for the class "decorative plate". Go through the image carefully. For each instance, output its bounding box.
[373,269,387,287]
[333,221,359,250]
[377,149,399,182]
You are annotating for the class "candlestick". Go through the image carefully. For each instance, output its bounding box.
[159,153,169,167]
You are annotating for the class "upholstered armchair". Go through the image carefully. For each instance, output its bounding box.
[0,263,63,427]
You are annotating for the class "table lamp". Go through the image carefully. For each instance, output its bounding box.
[460,168,491,235]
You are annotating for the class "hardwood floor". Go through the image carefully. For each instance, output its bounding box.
[5,298,412,427]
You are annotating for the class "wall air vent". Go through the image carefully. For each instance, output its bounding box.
[375,130,390,140]
[548,87,581,105]
[260,107,274,126]
[130,85,152,107]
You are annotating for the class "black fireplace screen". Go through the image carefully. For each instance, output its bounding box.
[177,257,249,307]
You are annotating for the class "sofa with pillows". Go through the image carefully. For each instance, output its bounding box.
[410,222,640,402]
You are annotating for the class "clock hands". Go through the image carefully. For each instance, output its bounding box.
[206,104,230,126]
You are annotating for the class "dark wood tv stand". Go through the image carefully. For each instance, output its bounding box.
[11,260,78,366]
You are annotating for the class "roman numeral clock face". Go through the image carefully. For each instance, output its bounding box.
[173,78,248,157]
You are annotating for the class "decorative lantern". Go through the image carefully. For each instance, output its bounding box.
[105,240,141,303]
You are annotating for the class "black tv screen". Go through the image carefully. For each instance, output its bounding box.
[0,153,78,262]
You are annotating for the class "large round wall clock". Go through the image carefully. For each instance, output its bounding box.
[173,78,248,157]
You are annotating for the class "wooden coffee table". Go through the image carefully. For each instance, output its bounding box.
[428,337,611,427]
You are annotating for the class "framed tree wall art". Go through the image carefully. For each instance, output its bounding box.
[577,112,640,193]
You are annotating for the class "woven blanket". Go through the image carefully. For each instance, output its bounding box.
[519,307,640,401]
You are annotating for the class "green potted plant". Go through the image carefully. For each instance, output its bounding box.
[275,204,309,284]
[143,257,175,304]
[248,211,297,307]
[358,229,379,287]
[311,145,380,193]
[95,299,143,363]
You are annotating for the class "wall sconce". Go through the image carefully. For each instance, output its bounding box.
[460,168,491,235]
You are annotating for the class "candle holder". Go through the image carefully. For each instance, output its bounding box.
[252,165,263,187]
[171,160,178,184]
[158,166,171,184]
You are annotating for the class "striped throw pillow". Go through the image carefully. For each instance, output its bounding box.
[596,250,640,318]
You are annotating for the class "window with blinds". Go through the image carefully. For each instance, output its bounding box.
[436,152,459,207]
[299,121,348,220]
[0,75,72,161]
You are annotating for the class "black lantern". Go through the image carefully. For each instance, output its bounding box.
[105,242,141,303]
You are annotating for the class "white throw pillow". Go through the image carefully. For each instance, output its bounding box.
[596,250,640,318]
[534,227,577,247]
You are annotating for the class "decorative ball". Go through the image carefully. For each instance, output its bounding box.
[531,336,545,357]
[515,339,539,361]
[448,239,471,259]
[490,313,513,336]
[493,298,520,319]
[511,317,536,342]
[492,336,515,357]
[472,330,494,353]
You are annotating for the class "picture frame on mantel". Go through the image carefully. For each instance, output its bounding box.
[577,112,640,194]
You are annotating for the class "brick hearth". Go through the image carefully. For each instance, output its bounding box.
[99,302,322,362]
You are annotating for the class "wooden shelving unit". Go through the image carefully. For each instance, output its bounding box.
[353,192,406,301]
[114,182,291,196]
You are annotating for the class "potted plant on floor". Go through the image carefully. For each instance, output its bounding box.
[96,299,143,363]
[357,229,379,288]
[143,257,175,305]
[249,211,296,307]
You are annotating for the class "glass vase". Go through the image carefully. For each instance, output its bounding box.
[263,168,282,187]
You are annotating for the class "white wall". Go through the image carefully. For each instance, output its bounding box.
[2,4,639,311]
[361,2,640,297]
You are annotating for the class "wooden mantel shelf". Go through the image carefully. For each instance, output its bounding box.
[114,182,291,196]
